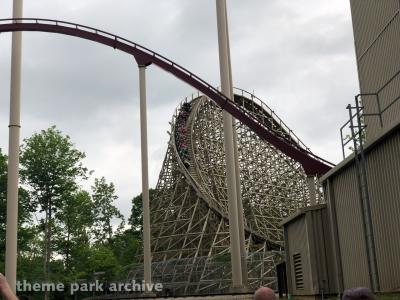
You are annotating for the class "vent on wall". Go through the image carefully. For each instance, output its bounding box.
[293,253,304,290]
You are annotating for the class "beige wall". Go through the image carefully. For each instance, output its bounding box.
[324,166,370,289]
[283,206,338,296]
[286,216,313,295]
[307,209,338,294]
[364,130,400,291]
[350,0,400,140]
[323,127,400,292]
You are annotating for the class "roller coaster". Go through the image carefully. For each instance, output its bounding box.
[0,18,334,297]
[124,89,326,296]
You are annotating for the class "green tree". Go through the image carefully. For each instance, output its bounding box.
[0,148,35,273]
[87,245,120,281]
[91,177,124,244]
[0,149,7,272]
[55,190,94,272]
[20,126,90,287]
[128,189,156,233]
[110,230,141,268]
[0,149,8,268]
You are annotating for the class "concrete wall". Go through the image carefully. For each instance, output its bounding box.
[350,0,400,140]
[322,124,400,292]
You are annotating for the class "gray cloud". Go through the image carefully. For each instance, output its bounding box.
[0,0,359,218]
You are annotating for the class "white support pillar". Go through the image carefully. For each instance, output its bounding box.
[216,0,243,288]
[233,129,248,284]
[138,65,152,291]
[223,1,248,283]
[307,176,317,206]
[5,0,23,293]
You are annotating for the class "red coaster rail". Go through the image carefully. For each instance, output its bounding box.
[0,18,334,175]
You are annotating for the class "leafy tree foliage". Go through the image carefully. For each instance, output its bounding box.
[0,150,7,254]
[87,245,120,280]
[128,189,156,233]
[0,149,7,271]
[55,190,94,272]
[20,126,90,284]
[1,127,146,299]
[91,177,124,244]
[111,230,142,268]
[0,149,36,273]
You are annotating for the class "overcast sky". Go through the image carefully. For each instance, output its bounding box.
[0,0,359,219]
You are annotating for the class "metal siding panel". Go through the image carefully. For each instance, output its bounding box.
[324,179,345,292]
[323,129,400,291]
[359,14,400,139]
[311,211,322,293]
[307,212,320,294]
[332,165,371,288]
[350,0,399,57]
[366,130,400,291]
[310,210,327,294]
[321,208,339,293]
[284,226,294,295]
[350,0,400,139]
[349,3,400,289]
[286,217,313,295]
[378,74,400,132]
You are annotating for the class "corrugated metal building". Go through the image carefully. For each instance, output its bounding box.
[350,0,400,139]
[322,123,400,292]
[283,0,400,296]
[281,205,338,297]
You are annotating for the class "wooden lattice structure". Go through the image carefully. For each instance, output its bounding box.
[126,89,322,296]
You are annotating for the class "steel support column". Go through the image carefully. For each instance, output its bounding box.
[216,0,243,288]
[138,65,152,291]
[5,0,23,292]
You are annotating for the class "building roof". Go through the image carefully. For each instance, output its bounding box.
[280,203,327,227]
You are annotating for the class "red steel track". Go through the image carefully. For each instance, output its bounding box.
[0,18,334,175]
